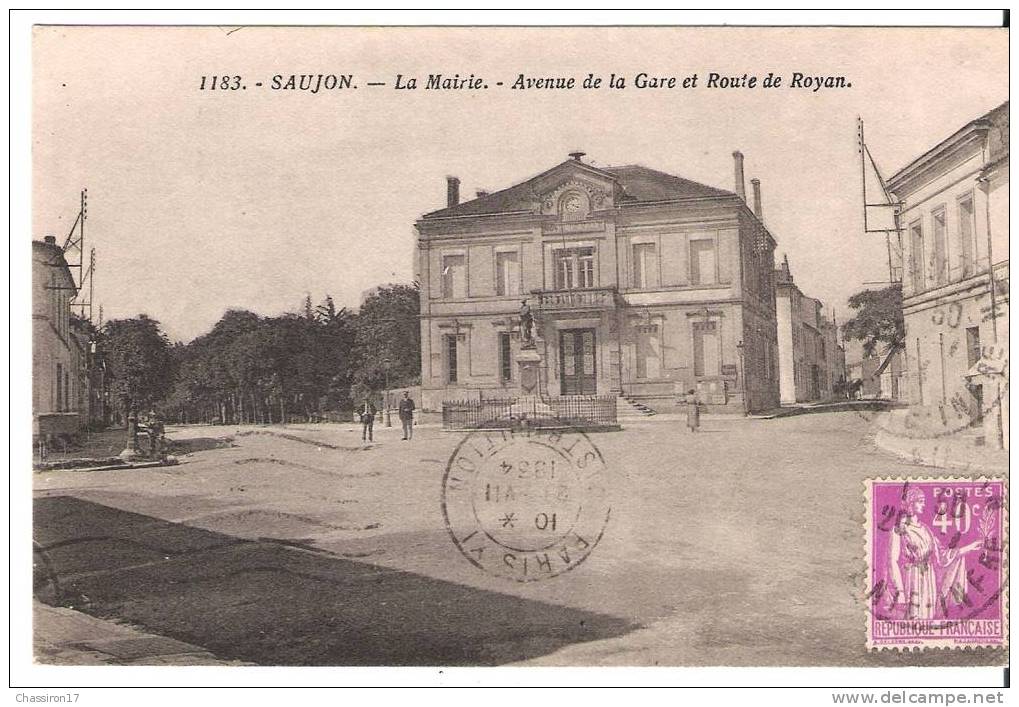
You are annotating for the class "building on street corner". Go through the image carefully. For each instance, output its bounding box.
[33,236,86,439]
[415,151,781,414]
[774,255,847,404]
[887,101,1009,449]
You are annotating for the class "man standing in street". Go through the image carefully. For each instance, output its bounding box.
[398,391,416,440]
[359,395,377,442]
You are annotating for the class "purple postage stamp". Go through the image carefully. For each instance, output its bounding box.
[865,477,1008,650]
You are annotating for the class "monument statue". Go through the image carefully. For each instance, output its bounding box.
[519,299,534,345]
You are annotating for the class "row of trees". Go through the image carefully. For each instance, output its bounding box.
[101,284,421,425]
[98,281,902,426]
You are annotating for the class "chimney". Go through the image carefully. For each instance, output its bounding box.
[751,178,763,220]
[446,176,460,207]
[732,151,746,202]
[476,189,489,198]
[569,151,586,161]
[44,235,56,244]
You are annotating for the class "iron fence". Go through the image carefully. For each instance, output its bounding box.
[441,395,617,430]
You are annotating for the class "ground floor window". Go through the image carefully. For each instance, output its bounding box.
[444,334,458,383]
[499,332,512,382]
[693,321,720,377]
[635,324,661,379]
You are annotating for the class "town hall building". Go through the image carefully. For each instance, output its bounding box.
[415,151,781,414]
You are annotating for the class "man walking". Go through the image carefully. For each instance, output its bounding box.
[398,391,416,440]
[359,396,377,442]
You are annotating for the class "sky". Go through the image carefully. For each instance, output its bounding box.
[32,26,1008,342]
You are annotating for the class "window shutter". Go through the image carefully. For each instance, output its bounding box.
[661,233,688,286]
[718,230,736,284]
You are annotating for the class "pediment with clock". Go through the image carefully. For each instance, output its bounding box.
[532,163,617,221]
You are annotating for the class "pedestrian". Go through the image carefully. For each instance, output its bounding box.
[398,391,416,440]
[359,396,377,442]
[684,389,701,433]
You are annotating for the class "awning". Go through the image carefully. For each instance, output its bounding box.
[964,357,1008,379]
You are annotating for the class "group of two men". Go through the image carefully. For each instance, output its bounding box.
[359,391,415,443]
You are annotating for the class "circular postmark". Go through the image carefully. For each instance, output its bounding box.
[441,428,611,582]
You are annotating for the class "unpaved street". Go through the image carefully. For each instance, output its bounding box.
[33,413,1004,666]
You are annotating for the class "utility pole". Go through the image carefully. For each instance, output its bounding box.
[858,118,903,284]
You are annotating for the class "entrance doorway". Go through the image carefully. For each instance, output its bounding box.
[560,329,597,395]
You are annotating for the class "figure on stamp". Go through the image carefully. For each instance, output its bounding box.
[887,486,984,619]
[519,299,534,345]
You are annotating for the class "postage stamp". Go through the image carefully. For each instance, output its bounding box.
[864,477,1008,650]
[441,428,611,583]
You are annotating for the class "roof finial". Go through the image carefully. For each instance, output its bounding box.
[569,151,586,162]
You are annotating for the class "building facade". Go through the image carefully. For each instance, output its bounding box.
[844,340,904,401]
[774,256,846,404]
[33,236,86,435]
[887,101,1008,448]
[416,152,781,413]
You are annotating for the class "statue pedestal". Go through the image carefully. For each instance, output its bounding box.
[516,346,542,395]
[119,413,144,461]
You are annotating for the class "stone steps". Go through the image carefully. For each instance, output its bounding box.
[616,395,657,418]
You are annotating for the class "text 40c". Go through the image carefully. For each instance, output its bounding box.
[199,75,244,90]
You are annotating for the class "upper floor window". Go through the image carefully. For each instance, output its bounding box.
[958,195,977,278]
[495,250,520,297]
[441,254,466,299]
[632,243,660,290]
[931,207,948,286]
[554,247,595,290]
[689,238,717,285]
[908,219,925,294]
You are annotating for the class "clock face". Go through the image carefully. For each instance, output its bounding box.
[560,192,587,219]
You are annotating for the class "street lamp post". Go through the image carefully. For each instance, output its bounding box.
[383,357,392,427]
[736,340,749,417]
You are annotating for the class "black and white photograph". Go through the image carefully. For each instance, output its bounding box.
[11,10,1010,699]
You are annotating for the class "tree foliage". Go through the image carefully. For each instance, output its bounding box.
[102,314,173,414]
[140,285,421,425]
[842,284,905,357]
[353,283,421,396]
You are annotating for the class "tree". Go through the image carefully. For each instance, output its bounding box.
[842,284,905,357]
[102,315,173,419]
[316,294,337,323]
[353,283,421,393]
